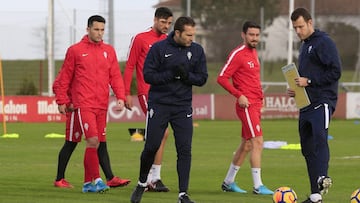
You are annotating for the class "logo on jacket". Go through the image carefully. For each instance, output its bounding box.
[84,123,89,131]
[165,53,172,58]
[82,53,88,57]
[103,51,108,58]
[308,45,313,54]
[256,124,261,132]
[187,51,192,60]
[247,61,255,68]
[75,131,81,139]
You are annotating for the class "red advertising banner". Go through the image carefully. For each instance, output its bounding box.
[214,93,346,120]
[191,94,213,120]
[214,94,237,120]
[0,95,214,122]
[107,96,145,122]
[107,94,214,122]
[262,93,346,119]
[0,96,64,122]
[0,94,346,122]
[262,93,299,119]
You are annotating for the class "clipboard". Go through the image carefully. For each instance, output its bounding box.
[281,63,311,109]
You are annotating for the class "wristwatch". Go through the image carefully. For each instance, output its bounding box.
[307,79,312,85]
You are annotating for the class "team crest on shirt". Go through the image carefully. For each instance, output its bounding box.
[102,127,106,136]
[75,132,80,139]
[256,124,261,132]
[187,51,192,60]
[247,61,255,68]
[84,123,89,131]
[103,51,108,58]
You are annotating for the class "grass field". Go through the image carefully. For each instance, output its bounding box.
[0,119,359,203]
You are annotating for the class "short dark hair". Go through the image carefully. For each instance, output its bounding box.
[155,7,173,19]
[87,15,106,27]
[291,8,312,22]
[174,16,195,33]
[242,21,261,33]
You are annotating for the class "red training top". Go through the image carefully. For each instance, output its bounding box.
[123,28,167,96]
[217,44,263,103]
[55,35,125,110]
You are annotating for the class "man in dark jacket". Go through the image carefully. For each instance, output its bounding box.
[287,7,341,203]
[130,16,208,203]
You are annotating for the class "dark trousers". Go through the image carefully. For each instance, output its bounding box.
[299,103,331,194]
[138,103,193,193]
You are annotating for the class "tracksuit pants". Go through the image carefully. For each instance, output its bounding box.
[299,103,331,194]
[138,103,193,193]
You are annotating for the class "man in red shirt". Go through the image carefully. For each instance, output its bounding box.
[217,21,273,195]
[54,15,128,193]
[123,7,173,192]
[53,69,130,189]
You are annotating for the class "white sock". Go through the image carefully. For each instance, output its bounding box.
[146,167,153,184]
[224,163,240,184]
[251,168,263,188]
[310,193,322,202]
[151,164,162,182]
[179,192,186,197]
[94,178,102,184]
[138,181,147,187]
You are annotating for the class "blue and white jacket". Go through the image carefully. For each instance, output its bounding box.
[298,29,341,112]
[143,31,208,106]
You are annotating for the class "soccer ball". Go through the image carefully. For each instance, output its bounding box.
[351,188,360,203]
[273,186,298,203]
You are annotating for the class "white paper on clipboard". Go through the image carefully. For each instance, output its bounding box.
[281,63,311,109]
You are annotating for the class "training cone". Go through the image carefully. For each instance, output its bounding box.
[128,128,145,142]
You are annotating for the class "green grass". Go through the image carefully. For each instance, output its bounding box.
[0,119,359,203]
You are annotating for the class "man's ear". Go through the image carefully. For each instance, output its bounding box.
[241,32,245,40]
[308,19,313,27]
[175,30,181,36]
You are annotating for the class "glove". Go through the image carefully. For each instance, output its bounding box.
[173,65,189,80]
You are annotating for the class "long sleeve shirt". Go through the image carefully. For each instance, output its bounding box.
[123,28,167,96]
[298,30,341,111]
[55,35,125,110]
[143,31,208,106]
[217,44,263,103]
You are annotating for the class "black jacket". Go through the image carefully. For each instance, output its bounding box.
[143,31,208,106]
[298,30,341,112]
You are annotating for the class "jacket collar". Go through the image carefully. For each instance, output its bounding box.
[81,35,103,46]
[167,31,188,48]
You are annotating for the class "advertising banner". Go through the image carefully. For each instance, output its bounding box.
[0,96,63,122]
[0,93,347,122]
[107,94,214,122]
[215,93,346,120]
[0,95,214,122]
[262,93,299,119]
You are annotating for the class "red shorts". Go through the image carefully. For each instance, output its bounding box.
[65,110,82,142]
[77,108,107,142]
[138,94,148,115]
[235,102,263,140]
